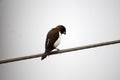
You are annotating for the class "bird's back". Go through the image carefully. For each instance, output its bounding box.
[45,28,59,50]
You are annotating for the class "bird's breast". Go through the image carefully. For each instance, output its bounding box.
[54,32,61,47]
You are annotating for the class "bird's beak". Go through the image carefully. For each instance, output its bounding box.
[63,31,66,35]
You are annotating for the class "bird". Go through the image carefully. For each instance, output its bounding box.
[41,25,66,60]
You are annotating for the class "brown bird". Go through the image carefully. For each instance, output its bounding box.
[41,25,66,60]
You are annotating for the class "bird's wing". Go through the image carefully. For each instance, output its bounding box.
[45,29,59,49]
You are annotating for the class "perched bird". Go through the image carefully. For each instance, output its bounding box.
[41,25,66,60]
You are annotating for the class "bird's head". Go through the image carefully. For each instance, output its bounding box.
[56,25,66,35]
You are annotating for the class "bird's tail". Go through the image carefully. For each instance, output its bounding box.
[41,50,50,60]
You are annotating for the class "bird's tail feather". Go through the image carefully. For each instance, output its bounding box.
[41,54,47,60]
[41,51,50,60]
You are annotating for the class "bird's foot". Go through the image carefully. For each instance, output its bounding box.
[55,48,60,51]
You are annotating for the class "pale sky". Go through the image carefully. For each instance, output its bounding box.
[0,0,120,80]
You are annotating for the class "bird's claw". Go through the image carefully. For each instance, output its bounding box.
[55,48,60,51]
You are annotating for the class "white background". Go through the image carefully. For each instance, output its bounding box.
[0,0,120,80]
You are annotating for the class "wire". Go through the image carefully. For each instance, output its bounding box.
[0,40,120,64]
